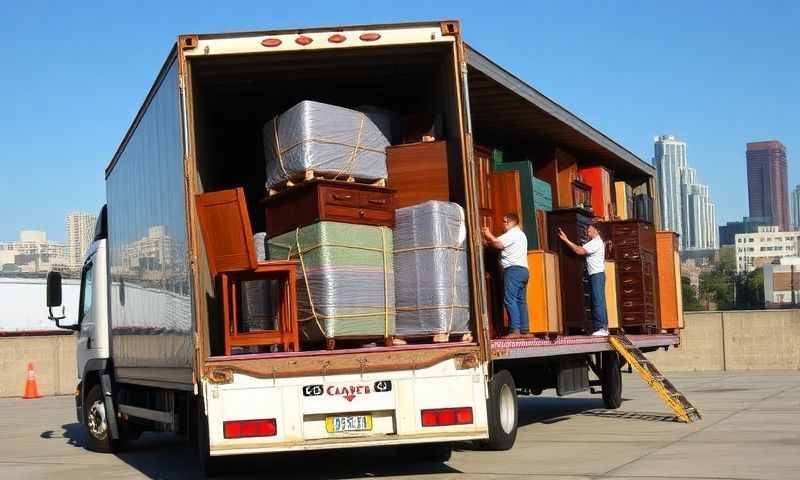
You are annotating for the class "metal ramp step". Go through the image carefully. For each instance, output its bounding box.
[608,334,702,423]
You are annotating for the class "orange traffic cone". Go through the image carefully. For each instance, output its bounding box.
[22,362,42,399]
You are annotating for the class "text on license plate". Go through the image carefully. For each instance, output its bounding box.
[325,414,373,433]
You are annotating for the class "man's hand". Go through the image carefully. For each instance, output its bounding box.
[558,228,568,242]
[481,226,492,238]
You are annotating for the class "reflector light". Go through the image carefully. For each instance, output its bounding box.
[359,32,381,42]
[328,34,347,43]
[261,38,282,47]
[223,419,277,439]
[295,35,313,46]
[421,407,473,427]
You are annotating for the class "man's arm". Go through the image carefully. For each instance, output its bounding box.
[558,228,587,255]
[482,227,505,250]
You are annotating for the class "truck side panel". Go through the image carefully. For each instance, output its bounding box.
[106,56,194,387]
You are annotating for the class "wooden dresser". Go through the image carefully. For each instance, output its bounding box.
[261,180,395,237]
[598,220,659,331]
[656,231,683,330]
[547,208,594,334]
[527,250,563,335]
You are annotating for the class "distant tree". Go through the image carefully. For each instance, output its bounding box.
[681,276,703,311]
[699,264,734,310]
[734,268,764,309]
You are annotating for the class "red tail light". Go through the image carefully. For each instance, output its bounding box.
[223,419,277,439]
[421,407,473,427]
[328,34,347,43]
[359,32,381,42]
[261,38,282,47]
[295,35,313,46]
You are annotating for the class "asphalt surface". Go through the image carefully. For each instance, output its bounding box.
[1,370,799,479]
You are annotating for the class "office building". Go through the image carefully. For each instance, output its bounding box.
[791,185,800,231]
[719,216,771,246]
[763,257,800,307]
[67,212,97,269]
[0,230,69,272]
[747,140,789,231]
[653,135,717,250]
[735,226,800,272]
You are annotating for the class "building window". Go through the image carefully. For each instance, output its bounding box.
[749,238,754,243]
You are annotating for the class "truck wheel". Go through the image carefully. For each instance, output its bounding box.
[401,442,453,463]
[481,369,518,451]
[83,384,116,453]
[601,351,622,409]
[196,396,226,478]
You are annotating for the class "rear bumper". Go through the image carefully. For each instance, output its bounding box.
[203,357,489,455]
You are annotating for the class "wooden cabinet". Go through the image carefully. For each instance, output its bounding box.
[580,166,613,219]
[605,260,620,330]
[614,181,633,220]
[598,220,659,331]
[527,251,563,334]
[547,208,594,334]
[490,170,522,236]
[262,180,395,237]
[494,161,547,249]
[656,231,683,330]
[386,141,450,209]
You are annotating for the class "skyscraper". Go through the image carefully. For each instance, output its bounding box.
[653,135,718,250]
[67,212,97,269]
[747,140,789,231]
[791,185,800,231]
[653,135,687,237]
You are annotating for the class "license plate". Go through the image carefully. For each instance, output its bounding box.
[325,414,373,433]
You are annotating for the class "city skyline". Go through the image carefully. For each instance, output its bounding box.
[0,212,96,272]
[747,140,789,231]
[653,135,718,250]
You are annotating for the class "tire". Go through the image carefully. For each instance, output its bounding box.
[196,396,226,478]
[481,369,518,451]
[601,350,623,409]
[401,442,453,463]
[83,384,116,453]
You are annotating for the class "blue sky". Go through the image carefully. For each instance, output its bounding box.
[1,1,797,241]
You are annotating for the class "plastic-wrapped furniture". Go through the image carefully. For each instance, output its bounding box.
[268,221,395,348]
[393,201,470,340]
[263,101,390,189]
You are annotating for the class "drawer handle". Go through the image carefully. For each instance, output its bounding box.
[624,289,634,294]
[623,279,634,284]
[332,193,353,201]
[368,198,388,205]
[359,209,366,217]
[623,301,634,307]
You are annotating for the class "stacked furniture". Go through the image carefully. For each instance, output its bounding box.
[656,231,684,331]
[394,201,470,340]
[614,181,633,220]
[386,140,451,209]
[261,180,396,237]
[268,222,395,349]
[526,251,563,335]
[263,101,390,189]
[598,220,659,332]
[580,166,613,220]
[547,208,594,334]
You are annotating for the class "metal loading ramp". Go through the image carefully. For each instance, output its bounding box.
[609,334,702,423]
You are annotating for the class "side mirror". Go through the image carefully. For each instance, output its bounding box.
[46,271,76,330]
[47,271,62,307]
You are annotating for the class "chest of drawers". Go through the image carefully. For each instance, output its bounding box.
[598,220,659,331]
[262,180,396,237]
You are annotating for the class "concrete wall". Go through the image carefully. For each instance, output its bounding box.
[1,310,799,396]
[646,310,800,371]
[0,334,76,397]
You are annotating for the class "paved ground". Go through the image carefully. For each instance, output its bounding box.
[0,370,799,479]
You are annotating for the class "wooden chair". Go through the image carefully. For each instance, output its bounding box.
[195,187,299,355]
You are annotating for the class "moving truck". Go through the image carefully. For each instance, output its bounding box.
[44,20,679,475]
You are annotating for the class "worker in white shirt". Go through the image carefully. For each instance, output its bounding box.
[482,213,529,338]
[557,223,608,336]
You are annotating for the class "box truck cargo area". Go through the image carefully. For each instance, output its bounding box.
[187,42,478,357]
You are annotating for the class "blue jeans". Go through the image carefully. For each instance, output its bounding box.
[504,266,530,333]
[590,272,608,331]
